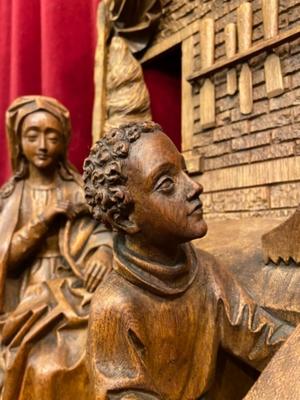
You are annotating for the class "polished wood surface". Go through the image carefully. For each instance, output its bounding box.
[83,122,294,400]
[0,96,113,400]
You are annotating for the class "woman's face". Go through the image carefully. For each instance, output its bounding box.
[21,111,65,170]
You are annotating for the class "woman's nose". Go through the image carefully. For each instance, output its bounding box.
[38,134,46,150]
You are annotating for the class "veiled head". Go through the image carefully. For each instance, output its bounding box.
[6,96,71,173]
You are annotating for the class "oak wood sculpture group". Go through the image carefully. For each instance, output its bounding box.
[0,97,297,399]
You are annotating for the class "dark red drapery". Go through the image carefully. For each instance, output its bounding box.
[0,0,181,186]
[0,0,99,185]
[143,63,181,151]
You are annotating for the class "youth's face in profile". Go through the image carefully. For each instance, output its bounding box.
[21,111,65,171]
[126,130,208,245]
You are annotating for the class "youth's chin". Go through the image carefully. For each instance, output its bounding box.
[189,219,208,240]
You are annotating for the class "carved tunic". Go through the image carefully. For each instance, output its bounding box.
[88,234,293,400]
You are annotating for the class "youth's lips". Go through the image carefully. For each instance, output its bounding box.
[188,201,203,216]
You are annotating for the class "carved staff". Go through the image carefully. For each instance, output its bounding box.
[200,17,215,129]
[92,1,111,143]
[262,0,284,97]
[225,23,237,95]
[238,2,253,114]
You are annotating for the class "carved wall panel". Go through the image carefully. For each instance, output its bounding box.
[140,0,300,220]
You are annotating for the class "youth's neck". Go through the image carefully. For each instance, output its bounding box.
[28,164,58,186]
[125,234,183,266]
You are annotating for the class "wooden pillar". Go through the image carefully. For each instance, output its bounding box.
[181,35,194,152]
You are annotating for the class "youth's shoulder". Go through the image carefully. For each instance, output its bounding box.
[91,271,137,315]
[194,245,233,289]
[195,246,220,269]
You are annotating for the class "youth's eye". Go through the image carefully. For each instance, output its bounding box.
[154,176,175,193]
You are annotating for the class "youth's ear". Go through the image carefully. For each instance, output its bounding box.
[110,213,140,235]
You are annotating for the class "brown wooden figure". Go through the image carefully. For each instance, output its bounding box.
[0,96,113,400]
[83,122,293,400]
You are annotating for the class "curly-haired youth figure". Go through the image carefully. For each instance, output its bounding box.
[0,96,112,400]
[84,122,293,400]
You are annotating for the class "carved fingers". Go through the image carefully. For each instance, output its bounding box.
[84,261,108,292]
[43,201,89,224]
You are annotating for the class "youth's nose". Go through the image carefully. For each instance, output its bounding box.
[186,176,203,200]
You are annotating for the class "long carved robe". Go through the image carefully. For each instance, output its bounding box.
[88,234,293,400]
[0,178,112,400]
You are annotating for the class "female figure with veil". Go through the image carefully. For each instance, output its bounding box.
[0,96,112,400]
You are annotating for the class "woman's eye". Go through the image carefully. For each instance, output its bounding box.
[47,134,59,143]
[27,135,37,142]
[155,177,174,193]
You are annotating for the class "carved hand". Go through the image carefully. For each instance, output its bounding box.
[42,201,89,224]
[84,246,113,292]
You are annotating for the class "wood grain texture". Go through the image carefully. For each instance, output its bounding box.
[187,24,300,82]
[140,19,200,64]
[140,0,300,221]
[264,53,284,97]
[197,217,300,326]
[244,324,300,400]
[200,17,215,69]
[200,18,216,129]
[262,0,279,39]
[92,1,111,142]
[181,36,194,151]
[0,96,113,399]
[197,156,300,192]
[104,37,152,133]
[200,78,216,129]
[262,207,300,264]
[84,127,296,400]
[225,23,237,95]
[237,2,252,52]
[262,0,284,98]
[237,2,253,115]
[239,63,253,114]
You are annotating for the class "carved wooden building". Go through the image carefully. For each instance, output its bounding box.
[139,0,300,220]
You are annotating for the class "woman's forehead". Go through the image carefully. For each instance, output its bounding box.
[21,110,63,130]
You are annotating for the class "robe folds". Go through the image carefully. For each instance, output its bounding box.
[0,178,112,400]
[88,234,293,400]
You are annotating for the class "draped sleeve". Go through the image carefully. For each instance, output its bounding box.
[0,181,23,312]
[202,250,294,370]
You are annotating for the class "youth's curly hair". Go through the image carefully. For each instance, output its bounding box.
[83,121,161,229]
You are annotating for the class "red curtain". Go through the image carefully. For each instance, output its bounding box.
[0,0,181,186]
[0,0,99,185]
[144,68,181,151]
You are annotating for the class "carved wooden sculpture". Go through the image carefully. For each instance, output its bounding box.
[83,122,293,400]
[104,37,152,134]
[244,322,300,399]
[109,0,162,53]
[0,96,113,400]
[92,0,160,141]
[262,206,300,265]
